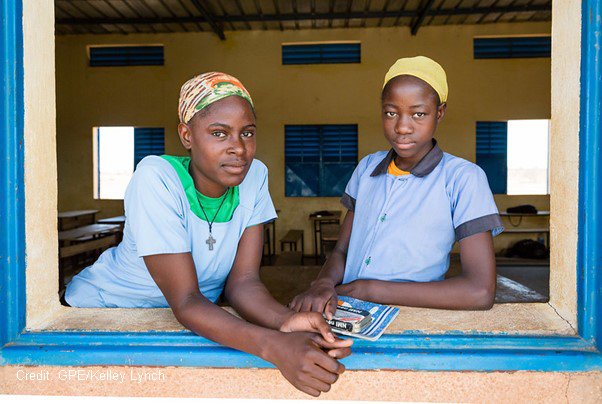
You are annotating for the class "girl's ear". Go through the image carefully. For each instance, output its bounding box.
[178,122,192,150]
[437,102,447,123]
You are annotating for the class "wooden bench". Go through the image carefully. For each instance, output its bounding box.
[280,229,304,264]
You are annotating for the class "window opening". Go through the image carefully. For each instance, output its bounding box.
[88,45,164,67]
[93,126,164,200]
[285,124,358,197]
[476,120,550,195]
[282,42,361,65]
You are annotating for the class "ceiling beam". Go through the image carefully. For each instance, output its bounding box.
[56,5,551,27]
[188,0,225,40]
[411,0,436,35]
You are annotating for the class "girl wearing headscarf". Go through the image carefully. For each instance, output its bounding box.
[291,56,503,316]
[66,72,351,396]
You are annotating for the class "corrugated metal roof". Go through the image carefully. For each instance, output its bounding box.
[55,0,552,38]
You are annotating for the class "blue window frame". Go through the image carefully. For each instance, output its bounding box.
[1,0,601,372]
[89,45,164,67]
[476,121,508,194]
[285,124,358,197]
[474,36,551,59]
[134,127,165,167]
[282,42,361,65]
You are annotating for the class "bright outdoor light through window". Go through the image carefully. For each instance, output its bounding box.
[93,126,134,200]
[507,119,550,195]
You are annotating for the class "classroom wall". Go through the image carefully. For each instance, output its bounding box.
[55,21,551,255]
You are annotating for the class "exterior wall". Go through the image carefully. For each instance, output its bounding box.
[2,366,602,402]
[55,22,552,255]
[4,0,597,401]
[22,0,60,329]
[549,0,581,325]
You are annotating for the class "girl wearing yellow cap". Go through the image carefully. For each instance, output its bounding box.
[291,56,503,316]
[66,72,351,396]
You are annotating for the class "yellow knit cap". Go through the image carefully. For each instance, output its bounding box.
[383,56,448,103]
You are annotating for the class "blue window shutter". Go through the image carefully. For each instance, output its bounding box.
[476,121,507,194]
[322,125,358,162]
[89,46,164,67]
[282,43,361,65]
[474,36,551,59]
[285,125,320,197]
[285,124,358,197]
[134,127,164,168]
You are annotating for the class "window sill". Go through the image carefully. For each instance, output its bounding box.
[33,303,575,336]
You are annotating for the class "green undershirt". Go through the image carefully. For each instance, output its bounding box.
[161,155,239,223]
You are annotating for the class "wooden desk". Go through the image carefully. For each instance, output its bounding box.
[500,210,550,216]
[500,210,550,225]
[97,215,127,243]
[58,209,99,231]
[59,224,120,243]
[309,210,341,264]
[499,210,551,247]
[97,215,126,225]
[58,223,120,293]
[262,210,280,264]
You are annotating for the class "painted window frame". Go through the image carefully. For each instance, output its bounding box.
[1,0,601,370]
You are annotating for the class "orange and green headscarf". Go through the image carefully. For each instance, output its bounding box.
[178,72,254,124]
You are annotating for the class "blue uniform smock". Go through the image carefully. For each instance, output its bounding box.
[340,140,503,285]
[65,156,277,308]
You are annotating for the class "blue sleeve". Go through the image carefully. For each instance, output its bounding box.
[450,163,504,241]
[247,163,277,227]
[124,162,191,257]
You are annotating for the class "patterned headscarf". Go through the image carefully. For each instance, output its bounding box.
[178,72,254,124]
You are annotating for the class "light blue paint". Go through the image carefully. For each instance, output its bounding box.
[0,0,26,347]
[578,0,602,345]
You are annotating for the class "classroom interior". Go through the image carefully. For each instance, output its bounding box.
[54,0,553,308]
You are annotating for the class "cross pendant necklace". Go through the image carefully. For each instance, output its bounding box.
[197,188,229,251]
[206,234,216,251]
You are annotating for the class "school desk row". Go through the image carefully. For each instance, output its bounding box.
[57,209,340,266]
[58,210,126,290]
[57,208,549,266]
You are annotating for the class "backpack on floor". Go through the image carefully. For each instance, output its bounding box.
[506,239,549,259]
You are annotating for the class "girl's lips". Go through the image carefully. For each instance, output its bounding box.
[222,162,248,174]
[395,142,415,150]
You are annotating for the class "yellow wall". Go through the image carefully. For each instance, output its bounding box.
[55,22,551,255]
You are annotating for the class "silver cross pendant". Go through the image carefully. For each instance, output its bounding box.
[206,234,216,251]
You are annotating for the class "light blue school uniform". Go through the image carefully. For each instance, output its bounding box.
[340,140,503,284]
[65,156,277,308]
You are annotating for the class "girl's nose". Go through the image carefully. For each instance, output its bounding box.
[395,115,413,135]
[228,135,245,155]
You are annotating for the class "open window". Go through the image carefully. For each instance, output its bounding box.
[2,0,600,374]
[476,119,550,195]
[93,126,164,200]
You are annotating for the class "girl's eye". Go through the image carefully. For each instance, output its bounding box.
[413,112,426,118]
[384,111,397,118]
[212,131,227,138]
[241,131,255,138]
